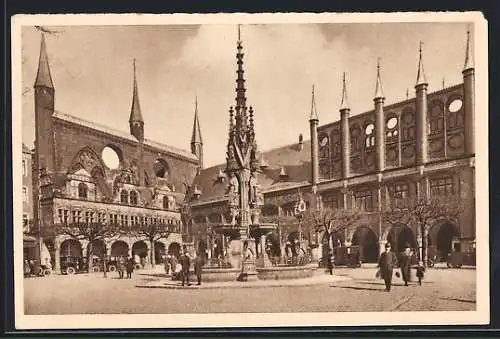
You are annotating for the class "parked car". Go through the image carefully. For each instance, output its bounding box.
[24,260,51,277]
[447,250,476,268]
[60,256,88,275]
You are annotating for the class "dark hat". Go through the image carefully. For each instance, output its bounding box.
[385,243,391,248]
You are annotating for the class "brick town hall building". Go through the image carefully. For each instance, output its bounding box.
[29,28,475,271]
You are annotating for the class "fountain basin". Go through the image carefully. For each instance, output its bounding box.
[201,267,241,282]
[256,265,315,280]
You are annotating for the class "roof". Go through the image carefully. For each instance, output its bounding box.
[187,140,311,204]
[34,34,54,89]
[53,111,198,162]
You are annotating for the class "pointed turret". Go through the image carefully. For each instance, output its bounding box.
[339,72,350,111]
[415,42,429,165]
[191,96,204,169]
[416,41,427,86]
[463,27,474,71]
[463,27,475,155]
[310,84,319,121]
[309,84,319,189]
[374,59,385,172]
[129,60,144,142]
[374,58,384,100]
[34,34,54,89]
[191,96,203,144]
[129,59,144,123]
[339,72,351,179]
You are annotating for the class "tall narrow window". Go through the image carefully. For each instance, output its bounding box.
[120,189,129,204]
[364,123,375,148]
[130,190,138,205]
[22,160,27,177]
[78,183,88,199]
[428,101,444,136]
[22,187,27,202]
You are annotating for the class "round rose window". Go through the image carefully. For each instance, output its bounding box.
[387,117,398,129]
[101,146,120,169]
[448,98,463,113]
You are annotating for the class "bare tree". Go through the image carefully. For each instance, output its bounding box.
[54,221,121,277]
[131,221,176,268]
[382,194,465,266]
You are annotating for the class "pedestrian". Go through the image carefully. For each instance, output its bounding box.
[194,252,204,285]
[126,256,135,279]
[164,254,171,275]
[400,244,412,286]
[377,242,398,292]
[180,246,191,286]
[238,241,253,281]
[416,260,426,286]
[326,251,334,275]
[117,256,125,279]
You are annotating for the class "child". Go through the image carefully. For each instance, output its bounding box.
[416,261,426,286]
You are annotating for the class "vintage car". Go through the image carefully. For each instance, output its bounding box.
[447,250,476,268]
[60,256,88,275]
[24,260,51,277]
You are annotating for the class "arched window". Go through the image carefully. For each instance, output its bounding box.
[385,116,399,142]
[129,190,138,205]
[428,101,444,136]
[318,134,330,159]
[364,123,375,148]
[447,97,464,131]
[120,189,129,204]
[78,183,88,199]
[401,108,415,142]
[331,129,341,157]
[163,196,169,209]
[350,125,361,153]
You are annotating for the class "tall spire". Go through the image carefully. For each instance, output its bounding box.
[191,96,203,144]
[374,58,384,99]
[129,59,143,122]
[34,34,54,89]
[339,72,350,110]
[416,41,427,86]
[310,84,318,120]
[235,24,247,110]
[463,27,474,71]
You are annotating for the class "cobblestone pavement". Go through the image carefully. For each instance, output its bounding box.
[24,267,475,314]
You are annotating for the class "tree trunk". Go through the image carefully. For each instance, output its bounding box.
[150,238,155,269]
[88,241,93,273]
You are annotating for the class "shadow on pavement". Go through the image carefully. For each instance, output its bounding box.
[330,285,384,292]
[138,273,170,278]
[439,297,476,304]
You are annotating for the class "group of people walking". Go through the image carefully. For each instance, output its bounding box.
[377,243,426,291]
[164,246,205,286]
[116,256,135,279]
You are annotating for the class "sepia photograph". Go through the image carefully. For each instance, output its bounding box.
[11,12,489,329]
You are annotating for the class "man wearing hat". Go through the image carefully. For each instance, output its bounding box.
[378,242,398,292]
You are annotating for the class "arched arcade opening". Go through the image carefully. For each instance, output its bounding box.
[351,226,379,263]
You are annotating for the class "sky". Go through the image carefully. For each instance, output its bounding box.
[21,22,472,168]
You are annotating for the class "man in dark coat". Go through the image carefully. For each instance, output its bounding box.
[400,244,412,286]
[378,242,398,292]
[194,252,204,285]
[180,246,191,286]
[126,256,135,279]
[117,256,126,279]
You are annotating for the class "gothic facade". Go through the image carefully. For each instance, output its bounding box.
[31,36,202,272]
[185,31,476,264]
